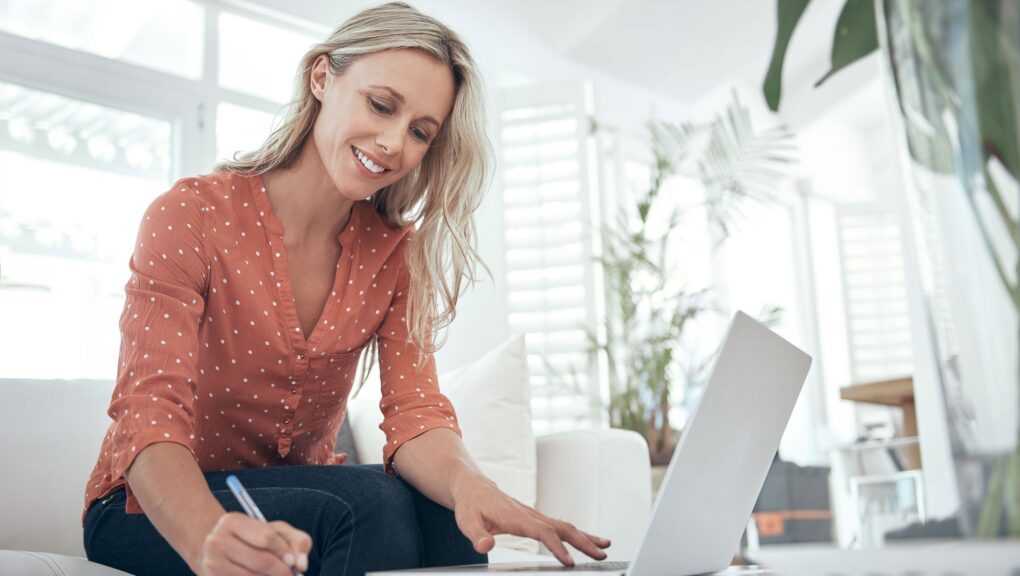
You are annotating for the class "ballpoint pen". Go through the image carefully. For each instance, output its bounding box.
[225,475,304,576]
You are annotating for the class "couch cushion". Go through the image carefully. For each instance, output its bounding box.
[347,334,538,554]
[0,379,114,557]
[334,416,361,465]
[0,551,131,576]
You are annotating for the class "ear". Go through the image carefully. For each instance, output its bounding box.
[310,54,330,102]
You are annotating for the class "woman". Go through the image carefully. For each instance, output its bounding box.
[81,3,611,576]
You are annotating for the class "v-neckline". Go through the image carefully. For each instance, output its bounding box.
[249,173,360,354]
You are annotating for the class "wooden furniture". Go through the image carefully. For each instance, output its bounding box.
[840,376,921,469]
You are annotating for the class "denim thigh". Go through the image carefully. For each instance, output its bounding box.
[83,463,487,576]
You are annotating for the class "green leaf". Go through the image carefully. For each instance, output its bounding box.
[970,0,1020,183]
[815,0,879,88]
[763,0,813,112]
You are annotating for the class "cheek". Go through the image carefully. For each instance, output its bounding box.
[403,148,430,174]
[312,104,352,153]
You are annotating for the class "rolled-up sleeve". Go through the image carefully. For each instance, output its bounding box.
[105,183,209,510]
[376,238,462,476]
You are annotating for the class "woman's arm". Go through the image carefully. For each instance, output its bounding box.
[126,442,311,575]
[391,427,490,510]
[392,427,611,567]
[107,184,309,576]
[125,442,226,569]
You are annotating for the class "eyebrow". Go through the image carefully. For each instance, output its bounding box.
[369,85,441,128]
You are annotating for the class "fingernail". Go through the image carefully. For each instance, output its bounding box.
[298,553,308,571]
[283,553,295,566]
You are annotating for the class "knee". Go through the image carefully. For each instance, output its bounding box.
[361,474,421,564]
[314,470,420,568]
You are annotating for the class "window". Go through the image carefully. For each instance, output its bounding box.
[836,205,914,381]
[216,102,276,164]
[0,2,326,380]
[497,81,603,434]
[213,10,321,165]
[0,0,204,79]
[218,11,318,104]
[0,80,174,378]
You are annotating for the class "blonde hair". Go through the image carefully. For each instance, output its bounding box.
[216,1,492,395]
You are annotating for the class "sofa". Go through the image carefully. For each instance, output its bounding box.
[0,335,652,574]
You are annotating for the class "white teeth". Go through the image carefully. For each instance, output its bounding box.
[354,147,385,174]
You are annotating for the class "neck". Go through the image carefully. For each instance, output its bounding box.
[262,139,354,246]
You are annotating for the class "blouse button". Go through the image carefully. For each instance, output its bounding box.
[297,353,306,360]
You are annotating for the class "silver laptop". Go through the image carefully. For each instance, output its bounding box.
[369,311,812,576]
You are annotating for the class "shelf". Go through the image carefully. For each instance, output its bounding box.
[840,376,913,406]
[837,436,920,452]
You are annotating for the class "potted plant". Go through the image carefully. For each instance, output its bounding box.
[548,90,794,474]
[763,0,1020,538]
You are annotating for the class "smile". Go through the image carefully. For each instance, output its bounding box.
[351,146,391,175]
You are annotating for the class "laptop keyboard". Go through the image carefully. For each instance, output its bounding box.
[500,561,629,572]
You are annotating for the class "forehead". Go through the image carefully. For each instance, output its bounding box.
[344,49,456,123]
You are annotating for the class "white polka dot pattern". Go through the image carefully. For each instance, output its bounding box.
[82,171,462,521]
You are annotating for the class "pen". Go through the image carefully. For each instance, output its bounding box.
[225,475,304,576]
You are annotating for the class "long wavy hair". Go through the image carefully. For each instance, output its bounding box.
[215,2,493,395]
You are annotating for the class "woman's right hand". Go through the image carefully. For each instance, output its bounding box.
[193,512,313,576]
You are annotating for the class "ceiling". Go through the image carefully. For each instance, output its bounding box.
[245,0,860,111]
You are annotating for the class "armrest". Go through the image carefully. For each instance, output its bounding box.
[534,428,651,562]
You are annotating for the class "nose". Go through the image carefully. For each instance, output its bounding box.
[374,122,404,159]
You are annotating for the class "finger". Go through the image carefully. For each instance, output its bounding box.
[271,521,313,572]
[201,555,252,576]
[457,511,495,554]
[209,527,292,576]
[225,515,296,568]
[554,522,608,561]
[198,543,252,576]
[527,523,574,567]
[225,537,293,576]
[585,531,612,549]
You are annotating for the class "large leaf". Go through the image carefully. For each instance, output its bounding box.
[763,0,813,112]
[815,0,879,87]
[970,0,1020,183]
[881,1,956,176]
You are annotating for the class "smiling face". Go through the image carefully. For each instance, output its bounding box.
[309,49,456,202]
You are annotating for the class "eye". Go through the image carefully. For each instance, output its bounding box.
[411,127,430,143]
[368,97,391,115]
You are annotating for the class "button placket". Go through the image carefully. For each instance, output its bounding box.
[278,355,306,457]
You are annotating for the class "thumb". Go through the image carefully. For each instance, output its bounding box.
[460,513,495,554]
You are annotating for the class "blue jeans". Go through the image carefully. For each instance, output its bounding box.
[83,464,488,576]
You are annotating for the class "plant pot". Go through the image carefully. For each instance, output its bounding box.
[875,0,1020,538]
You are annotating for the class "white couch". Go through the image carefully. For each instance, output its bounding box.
[0,375,651,574]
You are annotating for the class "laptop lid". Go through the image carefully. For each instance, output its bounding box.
[629,311,812,576]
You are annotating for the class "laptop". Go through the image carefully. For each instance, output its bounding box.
[369,311,812,576]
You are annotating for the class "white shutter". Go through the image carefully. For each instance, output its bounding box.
[497,81,602,435]
[836,206,915,381]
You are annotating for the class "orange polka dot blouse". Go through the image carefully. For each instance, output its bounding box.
[83,171,462,522]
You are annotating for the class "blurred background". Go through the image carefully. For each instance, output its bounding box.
[3,0,1015,557]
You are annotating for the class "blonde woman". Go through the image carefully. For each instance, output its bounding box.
[81,3,610,576]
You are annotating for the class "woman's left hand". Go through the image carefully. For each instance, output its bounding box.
[452,476,611,566]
